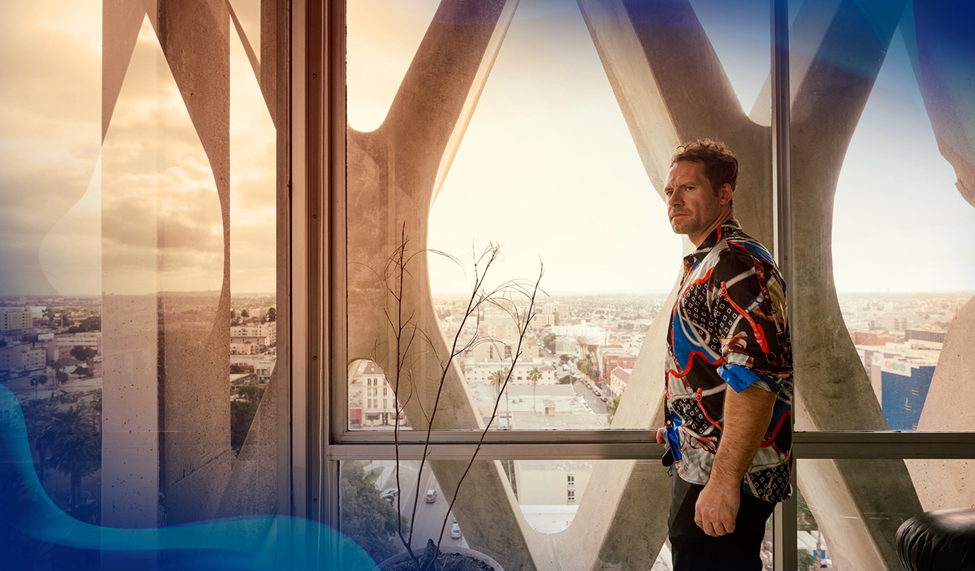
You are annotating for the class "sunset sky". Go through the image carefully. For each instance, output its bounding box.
[1,0,972,297]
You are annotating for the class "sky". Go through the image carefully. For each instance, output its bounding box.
[0,0,275,297]
[348,0,975,295]
[0,0,973,297]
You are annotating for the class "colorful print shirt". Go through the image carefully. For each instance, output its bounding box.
[664,220,793,503]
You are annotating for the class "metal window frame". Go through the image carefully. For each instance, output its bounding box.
[296,0,975,568]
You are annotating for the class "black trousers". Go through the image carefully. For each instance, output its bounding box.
[668,472,775,571]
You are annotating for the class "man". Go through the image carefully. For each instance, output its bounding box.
[655,139,793,570]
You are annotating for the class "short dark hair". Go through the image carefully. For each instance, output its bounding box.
[671,138,738,194]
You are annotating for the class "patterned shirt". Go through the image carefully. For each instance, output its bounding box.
[663,219,793,503]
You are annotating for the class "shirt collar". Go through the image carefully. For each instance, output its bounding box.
[685,218,742,264]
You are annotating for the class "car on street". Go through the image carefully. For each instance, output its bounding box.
[380,488,398,503]
[600,395,609,403]
[450,522,462,539]
[425,489,437,503]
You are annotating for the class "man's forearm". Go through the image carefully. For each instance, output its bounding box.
[708,385,776,491]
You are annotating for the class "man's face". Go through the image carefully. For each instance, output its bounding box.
[664,160,732,246]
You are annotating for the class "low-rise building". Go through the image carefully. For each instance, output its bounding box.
[348,360,407,429]
[0,344,46,373]
[54,331,102,361]
[514,459,594,508]
[600,350,635,385]
[231,322,277,345]
[463,359,557,385]
[608,366,632,398]
[229,354,276,383]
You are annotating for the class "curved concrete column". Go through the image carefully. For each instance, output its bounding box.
[101,0,237,527]
[902,1,975,511]
[790,0,923,568]
[344,2,538,568]
[908,296,975,509]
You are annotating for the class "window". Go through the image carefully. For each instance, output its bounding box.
[567,490,575,503]
[2,0,290,560]
[567,474,575,487]
[323,1,975,570]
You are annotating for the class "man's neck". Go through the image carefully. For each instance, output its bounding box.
[689,212,735,247]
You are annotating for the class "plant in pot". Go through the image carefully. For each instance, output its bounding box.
[366,229,543,571]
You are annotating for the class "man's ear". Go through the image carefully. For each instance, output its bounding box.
[718,183,733,206]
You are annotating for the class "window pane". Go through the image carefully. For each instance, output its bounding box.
[338,458,675,569]
[795,458,973,570]
[1,0,286,564]
[790,0,975,434]
[345,0,773,433]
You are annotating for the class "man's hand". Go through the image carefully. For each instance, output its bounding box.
[695,479,740,536]
[695,385,776,537]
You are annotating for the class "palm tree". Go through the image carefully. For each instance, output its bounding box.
[30,374,48,399]
[488,368,511,429]
[23,399,56,484]
[527,367,542,412]
[39,406,101,510]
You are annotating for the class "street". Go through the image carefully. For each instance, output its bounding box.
[381,463,467,552]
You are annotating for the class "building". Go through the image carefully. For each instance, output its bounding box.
[608,366,632,398]
[880,357,936,431]
[905,328,947,344]
[0,344,46,373]
[231,322,277,345]
[514,460,593,507]
[348,360,407,428]
[600,350,635,385]
[0,307,33,331]
[850,330,897,346]
[229,354,277,384]
[54,331,102,361]
[854,339,942,430]
[463,359,557,386]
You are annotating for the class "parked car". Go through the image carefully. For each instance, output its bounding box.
[600,395,609,403]
[425,489,437,503]
[450,522,462,539]
[380,488,398,503]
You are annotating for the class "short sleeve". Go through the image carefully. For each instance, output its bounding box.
[708,246,791,394]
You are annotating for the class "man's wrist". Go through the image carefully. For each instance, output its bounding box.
[706,469,741,493]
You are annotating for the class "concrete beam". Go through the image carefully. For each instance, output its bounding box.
[345,2,537,569]
[790,1,923,568]
[903,0,975,514]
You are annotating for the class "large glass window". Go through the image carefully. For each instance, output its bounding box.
[343,0,773,436]
[338,0,780,569]
[789,0,975,568]
[1,1,288,565]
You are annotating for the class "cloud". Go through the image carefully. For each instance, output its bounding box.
[0,1,101,295]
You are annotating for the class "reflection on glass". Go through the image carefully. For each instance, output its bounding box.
[795,459,965,571]
[346,0,439,131]
[828,23,975,432]
[1,0,282,559]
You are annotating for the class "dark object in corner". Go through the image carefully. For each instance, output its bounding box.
[896,507,975,571]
